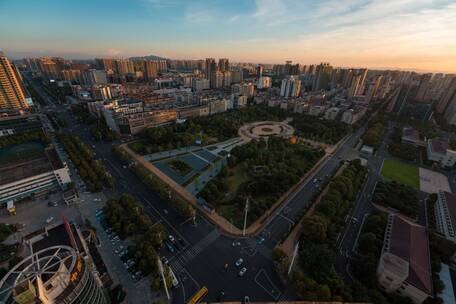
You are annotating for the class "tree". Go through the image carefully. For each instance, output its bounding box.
[300,215,328,243]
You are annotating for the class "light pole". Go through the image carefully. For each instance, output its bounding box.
[288,241,299,276]
[157,257,170,301]
[243,197,249,237]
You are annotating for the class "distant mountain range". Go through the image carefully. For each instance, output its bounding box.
[129,54,167,61]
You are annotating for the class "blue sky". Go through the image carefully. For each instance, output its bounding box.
[1,0,456,72]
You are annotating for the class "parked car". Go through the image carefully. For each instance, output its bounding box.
[239,267,247,277]
[45,216,54,224]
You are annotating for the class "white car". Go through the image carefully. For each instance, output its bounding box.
[235,258,243,267]
[168,235,175,242]
[45,217,54,224]
[239,267,247,277]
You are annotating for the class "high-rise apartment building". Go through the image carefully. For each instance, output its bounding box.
[0,52,29,112]
[218,58,229,72]
[205,58,216,80]
[312,63,332,91]
[280,76,301,98]
[145,60,158,81]
[256,65,263,77]
[82,69,107,86]
[436,77,456,114]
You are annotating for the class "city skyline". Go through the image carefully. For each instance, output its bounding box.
[1,0,456,73]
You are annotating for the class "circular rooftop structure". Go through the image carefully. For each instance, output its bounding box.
[238,121,295,141]
[0,245,108,304]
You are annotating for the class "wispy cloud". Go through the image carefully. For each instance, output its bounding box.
[185,9,214,23]
[229,14,241,23]
[141,0,182,8]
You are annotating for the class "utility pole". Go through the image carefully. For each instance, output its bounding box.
[157,257,170,301]
[288,241,299,276]
[243,197,249,237]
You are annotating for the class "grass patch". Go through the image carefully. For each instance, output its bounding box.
[380,159,419,188]
[166,159,192,176]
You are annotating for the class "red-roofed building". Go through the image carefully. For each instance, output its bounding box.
[377,215,433,303]
[435,191,456,242]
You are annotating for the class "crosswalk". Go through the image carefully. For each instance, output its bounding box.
[170,229,220,273]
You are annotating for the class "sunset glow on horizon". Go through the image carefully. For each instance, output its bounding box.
[1,0,456,73]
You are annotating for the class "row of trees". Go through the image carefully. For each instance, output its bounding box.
[58,133,114,192]
[130,105,288,155]
[290,115,352,144]
[103,194,171,290]
[372,181,419,218]
[200,137,324,228]
[0,130,50,149]
[291,160,370,302]
[351,211,389,301]
[362,117,387,148]
[46,112,67,131]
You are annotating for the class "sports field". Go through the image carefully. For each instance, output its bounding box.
[380,159,420,188]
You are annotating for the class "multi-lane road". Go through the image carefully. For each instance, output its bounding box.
[29,78,376,303]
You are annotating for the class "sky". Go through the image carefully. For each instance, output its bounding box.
[1,0,456,73]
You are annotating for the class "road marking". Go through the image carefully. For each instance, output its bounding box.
[254,269,281,301]
[141,197,188,245]
[169,229,220,269]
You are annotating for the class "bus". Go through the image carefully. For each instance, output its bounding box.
[187,286,208,304]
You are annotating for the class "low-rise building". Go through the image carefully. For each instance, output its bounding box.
[434,191,456,242]
[427,138,456,168]
[177,104,209,119]
[324,107,340,120]
[308,105,326,116]
[0,145,72,205]
[377,215,433,304]
[402,127,425,146]
[341,106,367,124]
[0,114,42,137]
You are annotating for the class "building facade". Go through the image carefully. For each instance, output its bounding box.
[0,52,29,112]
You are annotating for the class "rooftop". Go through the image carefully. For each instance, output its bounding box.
[441,191,456,231]
[429,138,450,155]
[0,144,64,186]
[388,215,433,295]
[402,127,420,141]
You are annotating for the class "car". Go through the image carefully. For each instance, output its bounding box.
[161,257,169,265]
[244,296,250,304]
[232,241,241,247]
[257,237,265,245]
[239,267,247,276]
[168,235,175,243]
[235,258,243,267]
[45,216,54,224]
[47,201,58,207]
[165,241,175,253]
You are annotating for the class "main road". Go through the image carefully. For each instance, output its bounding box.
[31,79,372,303]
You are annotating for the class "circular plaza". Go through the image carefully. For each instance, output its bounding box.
[238,121,295,141]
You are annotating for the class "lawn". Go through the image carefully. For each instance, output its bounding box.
[223,165,249,201]
[380,159,420,188]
